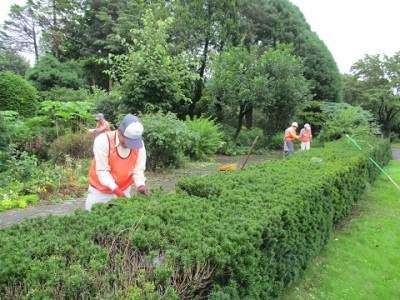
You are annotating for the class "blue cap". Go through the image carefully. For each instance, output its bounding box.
[119,114,144,149]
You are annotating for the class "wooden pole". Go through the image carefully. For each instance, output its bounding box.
[241,136,259,170]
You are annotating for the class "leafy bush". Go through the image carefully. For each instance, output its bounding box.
[92,89,122,129]
[236,127,266,149]
[25,54,87,91]
[0,49,30,76]
[22,127,56,160]
[184,116,224,160]
[266,132,285,150]
[49,133,95,164]
[218,126,266,155]
[0,114,11,150]
[0,149,54,199]
[0,71,39,117]
[317,103,377,142]
[40,87,93,103]
[140,112,193,170]
[29,100,94,137]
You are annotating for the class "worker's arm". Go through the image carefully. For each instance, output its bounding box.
[133,145,147,188]
[93,133,119,191]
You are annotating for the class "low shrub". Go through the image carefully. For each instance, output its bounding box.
[218,126,267,155]
[140,112,193,171]
[49,133,95,164]
[184,116,224,160]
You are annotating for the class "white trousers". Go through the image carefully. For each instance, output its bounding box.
[301,142,310,150]
[85,185,131,211]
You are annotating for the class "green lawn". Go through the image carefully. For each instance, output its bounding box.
[280,158,400,300]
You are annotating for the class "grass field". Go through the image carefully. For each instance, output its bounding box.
[280,154,400,299]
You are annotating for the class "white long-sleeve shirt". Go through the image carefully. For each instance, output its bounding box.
[93,131,147,191]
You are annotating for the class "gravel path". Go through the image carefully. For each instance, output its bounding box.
[1,150,399,228]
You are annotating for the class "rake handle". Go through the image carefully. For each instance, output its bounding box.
[241,136,259,170]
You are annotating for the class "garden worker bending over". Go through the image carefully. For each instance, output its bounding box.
[85,114,150,211]
[88,113,111,134]
[284,122,301,156]
[299,123,312,150]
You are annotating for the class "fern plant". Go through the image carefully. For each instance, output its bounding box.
[185,116,224,160]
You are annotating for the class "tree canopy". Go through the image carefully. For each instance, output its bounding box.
[345,52,400,137]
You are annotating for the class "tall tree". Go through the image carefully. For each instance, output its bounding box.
[348,53,400,137]
[28,0,83,59]
[26,53,87,91]
[238,0,342,102]
[0,49,30,76]
[0,4,40,61]
[106,10,198,115]
[168,0,241,117]
[205,43,310,138]
[61,0,134,90]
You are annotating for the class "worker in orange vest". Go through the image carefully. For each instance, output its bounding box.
[85,114,150,210]
[284,122,301,156]
[88,113,111,134]
[299,123,312,150]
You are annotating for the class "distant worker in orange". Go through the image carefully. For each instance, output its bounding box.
[299,123,312,150]
[284,122,301,156]
[88,113,111,134]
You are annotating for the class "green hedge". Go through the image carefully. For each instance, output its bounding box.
[0,136,391,299]
[0,71,39,117]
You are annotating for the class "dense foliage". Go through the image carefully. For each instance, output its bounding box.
[0,49,30,76]
[238,0,342,102]
[0,136,391,299]
[1,0,343,122]
[0,71,39,117]
[140,112,197,170]
[344,52,400,138]
[25,54,88,91]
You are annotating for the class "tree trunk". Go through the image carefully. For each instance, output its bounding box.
[32,23,39,62]
[189,36,209,118]
[245,108,253,129]
[108,75,113,92]
[234,105,246,140]
[52,0,59,58]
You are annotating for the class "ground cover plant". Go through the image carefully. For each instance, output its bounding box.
[280,158,400,299]
[0,136,392,299]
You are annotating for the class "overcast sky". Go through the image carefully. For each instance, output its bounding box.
[290,0,400,73]
[2,0,399,73]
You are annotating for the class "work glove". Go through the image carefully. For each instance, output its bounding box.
[88,129,95,133]
[113,188,126,198]
[137,185,150,196]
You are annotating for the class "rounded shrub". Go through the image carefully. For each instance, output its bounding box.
[140,112,193,171]
[0,71,39,117]
[49,133,95,164]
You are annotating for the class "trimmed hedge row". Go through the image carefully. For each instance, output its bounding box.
[0,136,391,299]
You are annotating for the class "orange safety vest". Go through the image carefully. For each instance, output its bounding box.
[300,129,312,142]
[89,131,139,193]
[95,119,111,133]
[284,127,300,141]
